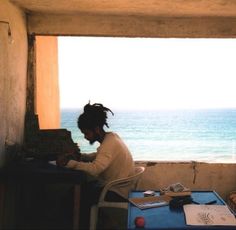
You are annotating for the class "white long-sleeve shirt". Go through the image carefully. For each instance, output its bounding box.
[66,132,135,198]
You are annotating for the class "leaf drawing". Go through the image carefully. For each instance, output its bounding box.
[197,212,214,225]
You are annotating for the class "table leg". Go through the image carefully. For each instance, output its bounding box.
[73,185,81,230]
[0,183,5,228]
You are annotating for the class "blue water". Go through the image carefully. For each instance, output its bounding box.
[60,108,236,162]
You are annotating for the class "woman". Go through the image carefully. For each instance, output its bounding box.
[57,102,135,228]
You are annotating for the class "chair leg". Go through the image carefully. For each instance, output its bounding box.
[90,205,98,230]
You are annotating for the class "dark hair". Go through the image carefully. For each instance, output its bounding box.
[77,102,114,130]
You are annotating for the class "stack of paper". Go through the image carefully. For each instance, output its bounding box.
[129,195,172,210]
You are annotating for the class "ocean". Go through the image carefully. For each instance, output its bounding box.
[60,108,236,162]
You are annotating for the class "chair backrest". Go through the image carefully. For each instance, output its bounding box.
[99,166,145,202]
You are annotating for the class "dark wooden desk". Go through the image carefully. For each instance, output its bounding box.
[128,191,236,230]
[0,159,86,230]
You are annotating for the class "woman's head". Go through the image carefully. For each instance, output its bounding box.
[77,102,114,131]
[77,102,114,144]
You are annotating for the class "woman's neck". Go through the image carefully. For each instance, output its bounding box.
[97,130,106,143]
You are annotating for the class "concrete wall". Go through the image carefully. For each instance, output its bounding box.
[136,161,236,200]
[0,0,27,166]
[0,1,27,228]
[28,13,236,38]
[35,36,60,129]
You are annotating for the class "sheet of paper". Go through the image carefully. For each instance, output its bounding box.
[48,160,56,165]
[184,204,236,226]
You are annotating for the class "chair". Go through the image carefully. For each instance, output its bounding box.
[89,166,145,230]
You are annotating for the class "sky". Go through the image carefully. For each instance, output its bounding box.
[58,37,236,110]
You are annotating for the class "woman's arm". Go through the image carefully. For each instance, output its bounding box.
[80,152,97,162]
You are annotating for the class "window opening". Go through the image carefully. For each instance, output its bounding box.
[58,37,236,162]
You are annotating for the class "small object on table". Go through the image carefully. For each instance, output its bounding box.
[169,196,193,209]
[143,190,155,197]
[170,183,185,192]
[135,216,145,228]
[160,182,191,197]
[129,195,171,209]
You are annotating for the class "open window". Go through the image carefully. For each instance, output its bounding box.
[57,36,236,162]
[29,35,236,163]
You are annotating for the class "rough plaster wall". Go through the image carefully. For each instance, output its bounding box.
[136,162,236,200]
[35,36,60,129]
[0,0,27,166]
[0,25,8,166]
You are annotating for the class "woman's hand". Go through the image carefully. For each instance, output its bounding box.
[56,151,81,167]
[56,154,69,167]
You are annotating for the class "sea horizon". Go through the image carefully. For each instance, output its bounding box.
[60,107,236,163]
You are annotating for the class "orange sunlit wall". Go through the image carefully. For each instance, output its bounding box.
[35,36,60,129]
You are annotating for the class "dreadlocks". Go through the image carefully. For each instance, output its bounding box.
[78,102,114,130]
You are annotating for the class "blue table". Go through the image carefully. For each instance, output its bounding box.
[128,191,236,230]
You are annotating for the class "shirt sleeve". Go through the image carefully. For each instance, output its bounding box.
[65,150,113,177]
[80,152,97,162]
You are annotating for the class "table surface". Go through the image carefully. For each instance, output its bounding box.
[128,191,236,230]
[0,159,86,184]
